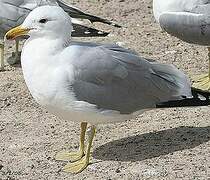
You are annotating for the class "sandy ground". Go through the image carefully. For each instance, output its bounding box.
[0,0,210,179]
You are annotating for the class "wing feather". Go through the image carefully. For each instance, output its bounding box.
[68,43,191,114]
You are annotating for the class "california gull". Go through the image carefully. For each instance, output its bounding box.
[6,5,210,173]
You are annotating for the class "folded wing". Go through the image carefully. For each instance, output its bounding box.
[69,43,191,114]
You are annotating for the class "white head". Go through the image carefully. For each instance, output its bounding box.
[6,5,73,41]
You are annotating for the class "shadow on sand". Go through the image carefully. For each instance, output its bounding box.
[93,126,210,162]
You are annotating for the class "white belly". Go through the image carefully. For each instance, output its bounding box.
[45,104,133,124]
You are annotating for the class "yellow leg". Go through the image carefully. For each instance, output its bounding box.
[55,122,87,162]
[63,125,96,174]
[0,43,4,71]
[192,47,210,91]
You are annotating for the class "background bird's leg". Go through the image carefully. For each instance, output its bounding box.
[15,40,19,57]
[63,125,96,173]
[192,47,210,91]
[55,122,87,162]
[0,43,4,71]
[7,39,21,65]
[208,47,210,78]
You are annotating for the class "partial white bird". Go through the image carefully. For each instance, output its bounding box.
[5,5,210,173]
[0,0,120,70]
[153,0,210,92]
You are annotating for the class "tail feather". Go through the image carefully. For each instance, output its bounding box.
[57,0,121,28]
[156,88,210,108]
[72,24,109,37]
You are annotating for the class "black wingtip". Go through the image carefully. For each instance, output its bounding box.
[89,19,122,28]
[156,88,210,108]
[57,0,122,28]
[72,24,110,37]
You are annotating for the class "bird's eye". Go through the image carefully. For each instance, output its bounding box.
[39,19,48,24]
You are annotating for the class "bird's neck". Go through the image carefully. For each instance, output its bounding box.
[22,36,70,69]
[23,36,70,56]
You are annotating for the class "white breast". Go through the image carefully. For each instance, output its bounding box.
[21,38,75,106]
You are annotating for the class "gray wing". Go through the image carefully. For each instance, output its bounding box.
[159,1,210,45]
[0,0,30,36]
[56,0,121,27]
[70,43,191,114]
[0,0,52,35]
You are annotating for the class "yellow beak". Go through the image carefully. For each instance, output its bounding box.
[5,26,30,40]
